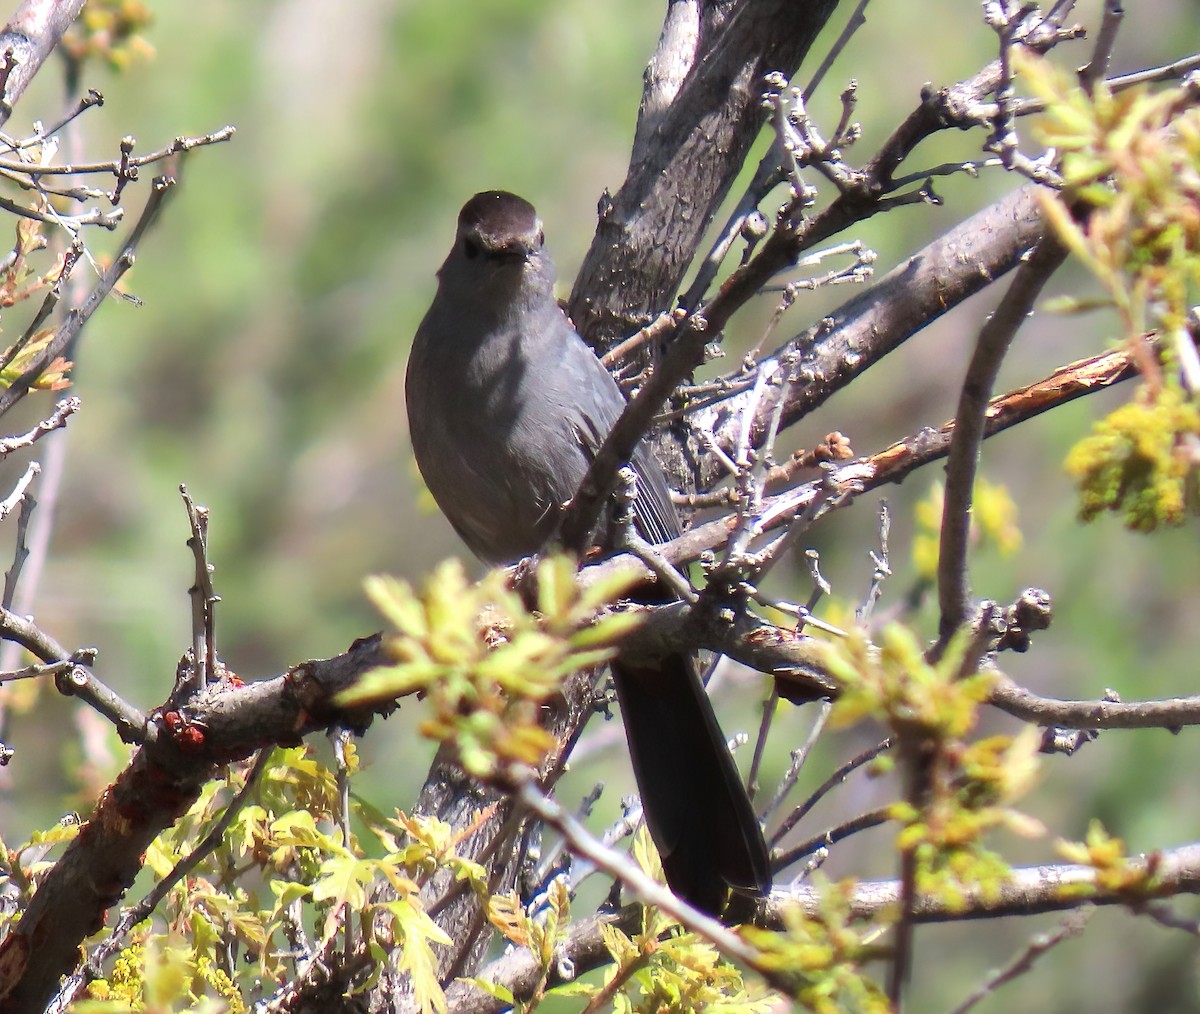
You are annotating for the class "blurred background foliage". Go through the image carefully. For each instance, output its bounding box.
[0,0,1196,1009]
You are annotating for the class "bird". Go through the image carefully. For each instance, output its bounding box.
[405,190,770,918]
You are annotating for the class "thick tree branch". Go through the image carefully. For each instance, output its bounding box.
[989,673,1200,730]
[441,842,1200,1014]
[694,183,1050,485]
[570,0,839,346]
[652,345,1139,569]
[0,636,390,1013]
[0,0,85,126]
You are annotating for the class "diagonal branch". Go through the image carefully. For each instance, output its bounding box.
[0,175,177,419]
[693,183,1050,485]
[936,232,1067,643]
[0,0,86,126]
[570,0,840,346]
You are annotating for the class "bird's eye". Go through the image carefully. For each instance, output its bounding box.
[536,229,544,247]
[462,236,480,259]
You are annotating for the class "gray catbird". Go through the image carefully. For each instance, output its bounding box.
[405,190,770,917]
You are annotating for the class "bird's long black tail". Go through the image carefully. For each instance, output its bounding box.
[611,655,771,918]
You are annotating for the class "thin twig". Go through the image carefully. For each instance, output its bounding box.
[514,780,762,958]
[758,701,834,828]
[180,485,219,691]
[0,657,72,684]
[773,806,892,870]
[0,174,178,418]
[1078,0,1124,92]
[0,460,39,521]
[988,671,1200,730]
[948,907,1093,1014]
[0,124,236,176]
[935,234,1067,648]
[802,0,872,102]
[0,395,79,458]
[770,737,892,847]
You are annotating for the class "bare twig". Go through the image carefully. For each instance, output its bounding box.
[857,501,891,622]
[0,395,79,458]
[514,780,762,956]
[989,671,1200,730]
[773,806,892,870]
[180,485,219,691]
[0,124,236,177]
[757,701,833,826]
[949,907,1093,1014]
[1135,901,1200,938]
[802,0,872,102]
[0,460,39,522]
[770,737,892,848]
[0,174,178,418]
[1078,0,1124,92]
[934,234,1067,645]
[0,656,72,684]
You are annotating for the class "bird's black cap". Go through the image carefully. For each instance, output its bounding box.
[457,191,543,257]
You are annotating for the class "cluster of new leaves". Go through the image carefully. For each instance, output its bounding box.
[1022,53,1200,529]
[63,0,155,69]
[474,861,777,1014]
[71,745,496,1012]
[827,625,1045,904]
[1057,820,1162,899]
[743,882,891,1014]
[0,219,74,391]
[1066,386,1200,530]
[343,555,643,780]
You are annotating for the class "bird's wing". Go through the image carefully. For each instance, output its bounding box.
[563,333,681,547]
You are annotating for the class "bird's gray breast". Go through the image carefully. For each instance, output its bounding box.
[407,314,591,564]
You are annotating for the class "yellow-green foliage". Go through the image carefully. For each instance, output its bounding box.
[822,624,1044,909]
[558,902,777,1014]
[1057,819,1161,898]
[1018,52,1200,530]
[343,555,643,779]
[72,936,240,1013]
[1066,384,1200,530]
[912,478,1022,581]
[64,0,156,70]
[81,746,505,1013]
[1021,51,1200,336]
[742,880,890,1013]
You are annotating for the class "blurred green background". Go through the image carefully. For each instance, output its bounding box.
[0,0,1197,1009]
